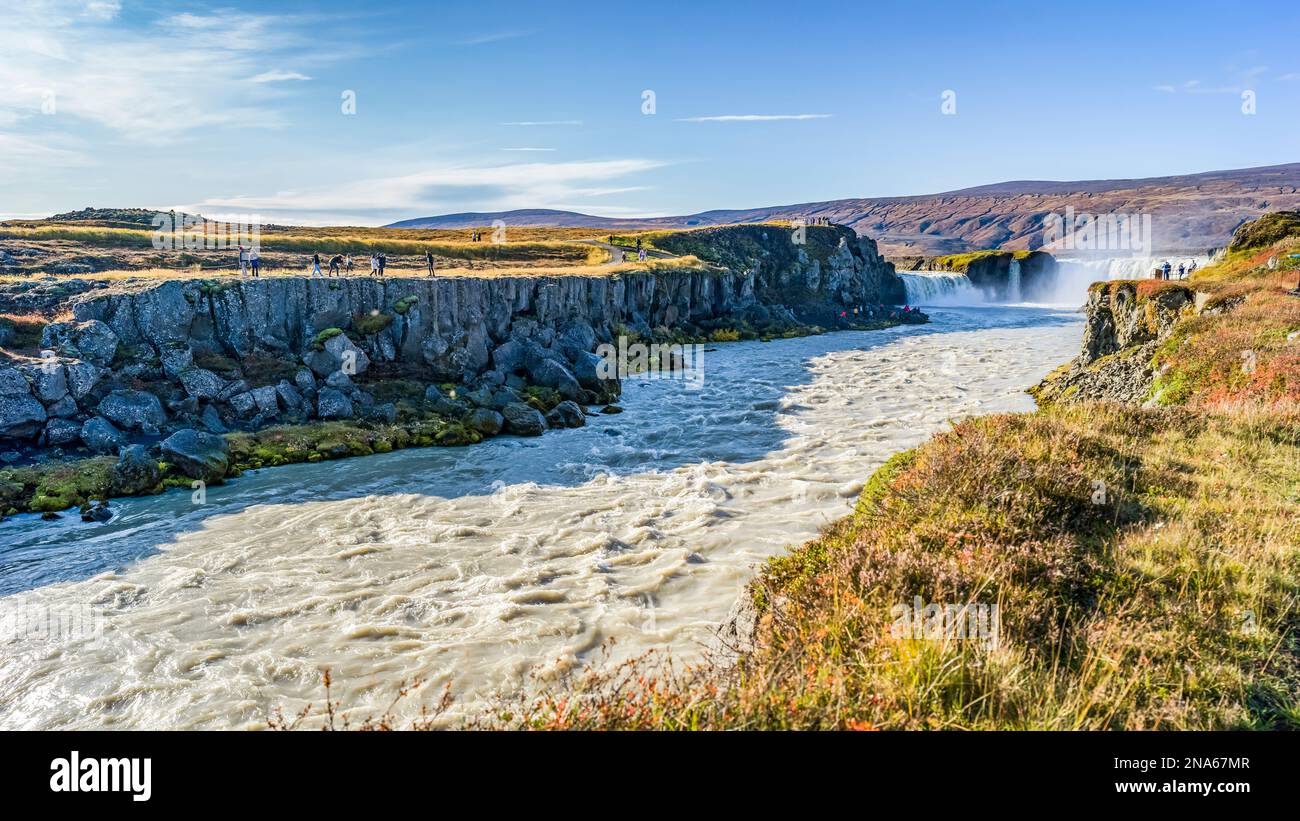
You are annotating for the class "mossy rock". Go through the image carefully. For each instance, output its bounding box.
[353,312,394,336]
[312,327,345,350]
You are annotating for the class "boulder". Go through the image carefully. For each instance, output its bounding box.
[467,407,504,436]
[111,444,162,495]
[488,387,523,411]
[98,389,165,431]
[275,380,304,412]
[528,357,583,401]
[216,379,249,402]
[160,429,229,483]
[362,402,397,424]
[64,361,104,401]
[228,391,258,417]
[0,368,47,438]
[545,400,586,429]
[305,333,370,377]
[316,387,353,420]
[81,416,127,453]
[324,370,354,391]
[44,417,82,446]
[491,338,529,376]
[293,368,316,394]
[199,404,226,433]
[571,350,609,391]
[462,386,494,408]
[179,367,225,400]
[46,395,78,418]
[250,385,279,416]
[23,362,68,404]
[42,320,119,367]
[424,385,468,417]
[501,402,547,436]
[159,344,194,379]
[558,321,597,360]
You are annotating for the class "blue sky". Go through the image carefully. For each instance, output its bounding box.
[1,0,1297,224]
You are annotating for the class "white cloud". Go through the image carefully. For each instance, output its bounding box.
[458,31,531,46]
[181,158,668,225]
[501,147,556,152]
[250,70,313,83]
[676,113,832,122]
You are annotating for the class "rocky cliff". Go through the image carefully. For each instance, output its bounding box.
[0,226,909,457]
[1032,280,1197,405]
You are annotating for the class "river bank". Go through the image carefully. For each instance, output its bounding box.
[0,305,1075,728]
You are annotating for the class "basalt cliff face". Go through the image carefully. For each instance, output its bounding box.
[0,227,908,455]
[1032,280,1198,405]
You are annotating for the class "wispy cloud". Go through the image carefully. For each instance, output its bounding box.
[676,113,832,122]
[458,31,531,46]
[0,3,336,143]
[1155,64,1273,95]
[183,158,668,225]
[501,147,557,152]
[501,120,583,126]
[1153,80,1238,95]
[250,70,312,83]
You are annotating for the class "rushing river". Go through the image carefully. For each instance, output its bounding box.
[0,306,1082,729]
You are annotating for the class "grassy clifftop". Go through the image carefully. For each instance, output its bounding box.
[486,214,1300,730]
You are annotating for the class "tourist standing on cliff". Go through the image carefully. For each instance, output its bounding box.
[1178,262,1186,279]
[311,253,322,277]
[425,249,436,277]
[345,254,353,275]
[328,253,343,277]
[378,252,387,277]
[249,247,260,278]
[369,253,378,276]
[237,244,249,276]
[1162,261,1172,280]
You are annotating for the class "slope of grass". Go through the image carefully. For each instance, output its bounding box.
[483,403,1299,730]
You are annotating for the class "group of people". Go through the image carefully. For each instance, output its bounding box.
[1153,259,1197,280]
[302,250,438,278]
[233,246,446,278]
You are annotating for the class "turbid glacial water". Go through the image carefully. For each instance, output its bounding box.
[0,306,1082,729]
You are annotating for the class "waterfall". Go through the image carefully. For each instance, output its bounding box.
[1007,259,1022,303]
[898,272,985,306]
[1046,254,1212,306]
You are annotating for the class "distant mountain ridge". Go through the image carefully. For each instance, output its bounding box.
[387,162,1300,255]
